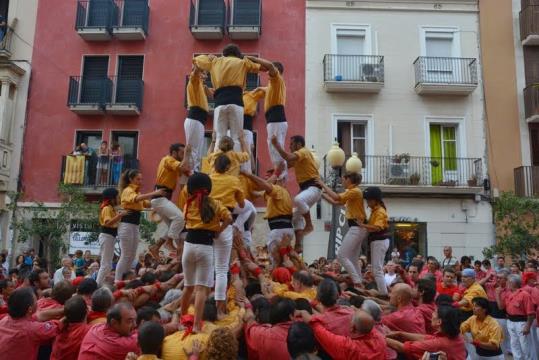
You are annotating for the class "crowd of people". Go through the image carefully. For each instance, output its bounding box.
[0,43,538,360]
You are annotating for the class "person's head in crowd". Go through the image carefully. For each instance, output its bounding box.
[122,270,137,281]
[29,248,35,257]
[443,246,453,259]
[64,295,87,324]
[203,297,218,322]
[251,296,271,324]
[411,259,424,273]
[363,186,385,210]
[0,279,15,299]
[141,271,157,285]
[77,278,97,297]
[51,280,75,304]
[32,257,45,271]
[294,298,313,314]
[87,261,99,275]
[8,287,37,318]
[432,306,461,339]
[118,169,143,195]
[138,321,165,356]
[496,268,510,288]
[245,280,262,299]
[125,279,144,289]
[29,268,50,290]
[136,306,161,327]
[351,310,375,335]
[61,256,73,269]
[287,322,319,360]
[107,302,137,336]
[214,154,232,174]
[526,259,538,273]
[222,43,242,58]
[290,270,313,292]
[417,278,436,304]
[74,250,83,260]
[473,260,482,272]
[482,259,491,270]
[349,295,365,309]
[389,283,413,308]
[361,299,382,323]
[330,259,341,274]
[435,294,453,308]
[460,256,471,269]
[289,135,305,152]
[461,268,476,288]
[442,267,456,287]
[316,278,339,308]
[9,268,19,282]
[471,297,490,320]
[510,262,521,274]
[407,264,419,283]
[496,255,505,269]
[218,136,234,153]
[169,143,185,162]
[91,287,114,313]
[426,256,439,272]
[269,296,296,325]
[522,271,537,287]
[386,261,396,275]
[206,327,238,360]
[16,254,24,266]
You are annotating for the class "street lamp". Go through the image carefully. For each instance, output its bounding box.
[326,140,346,190]
[345,152,363,174]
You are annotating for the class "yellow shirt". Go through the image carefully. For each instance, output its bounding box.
[243,88,266,116]
[121,184,150,211]
[460,315,503,348]
[193,55,260,90]
[183,198,231,232]
[273,282,317,301]
[461,282,488,312]
[292,147,320,184]
[339,186,366,222]
[177,186,188,209]
[207,150,249,176]
[264,184,293,219]
[155,155,181,190]
[99,205,118,228]
[368,205,388,230]
[209,173,245,209]
[239,174,258,202]
[264,72,286,110]
[187,71,209,112]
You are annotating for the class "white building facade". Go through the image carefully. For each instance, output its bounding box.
[303,0,494,264]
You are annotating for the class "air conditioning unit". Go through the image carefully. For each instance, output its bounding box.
[389,163,409,179]
[361,63,383,82]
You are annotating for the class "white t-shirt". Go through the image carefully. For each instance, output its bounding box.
[384,273,397,287]
[53,267,76,285]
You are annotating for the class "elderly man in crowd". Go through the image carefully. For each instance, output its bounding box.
[453,268,487,322]
[382,283,426,334]
[441,246,459,269]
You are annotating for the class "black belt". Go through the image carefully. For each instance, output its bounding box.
[187,106,208,124]
[268,215,293,230]
[299,179,321,191]
[265,104,286,123]
[121,210,141,225]
[227,207,239,221]
[369,230,390,241]
[101,227,117,237]
[347,219,359,227]
[507,314,528,322]
[185,229,215,246]
[476,347,503,357]
[488,301,506,319]
[214,86,243,107]
[153,185,173,200]
[243,114,254,131]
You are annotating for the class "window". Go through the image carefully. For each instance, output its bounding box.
[111,131,138,159]
[530,124,539,166]
[425,31,453,58]
[336,28,366,55]
[429,124,458,184]
[331,25,372,81]
[422,28,459,83]
[115,55,143,104]
[337,121,367,164]
[81,56,109,104]
[75,131,102,151]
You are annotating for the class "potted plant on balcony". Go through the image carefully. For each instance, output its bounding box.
[392,153,410,164]
[467,175,478,187]
[430,160,440,167]
[409,173,420,185]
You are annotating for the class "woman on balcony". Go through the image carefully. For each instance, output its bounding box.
[96,141,110,186]
[110,142,123,185]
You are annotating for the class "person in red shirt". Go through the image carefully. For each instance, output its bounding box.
[244,296,294,360]
[286,321,319,359]
[386,305,466,360]
[419,257,443,283]
[51,295,91,360]
[436,268,459,298]
[0,278,15,319]
[473,260,486,281]
[296,307,386,360]
[78,302,140,360]
[407,264,420,289]
[382,283,426,334]
[87,287,113,325]
[417,279,437,334]
[311,278,354,336]
[521,271,539,358]
[496,273,535,360]
[0,287,59,359]
[35,280,75,321]
[483,269,511,355]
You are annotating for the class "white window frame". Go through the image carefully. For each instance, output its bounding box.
[419,26,461,58]
[331,24,373,55]
[424,116,466,158]
[331,114,374,155]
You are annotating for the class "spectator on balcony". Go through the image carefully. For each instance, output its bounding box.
[110,142,123,185]
[96,141,110,186]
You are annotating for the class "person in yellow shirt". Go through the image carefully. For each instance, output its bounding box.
[460,297,504,359]
[263,270,317,301]
[241,87,266,174]
[240,169,294,265]
[125,321,165,360]
[115,169,166,282]
[193,44,261,152]
[185,66,212,173]
[149,143,189,259]
[207,134,249,177]
[360,187,390,296]
[271,135,321,254]
[454,268,488,322]
[317,172,367,287]
[181,172,232,332]
[96,187,125,286]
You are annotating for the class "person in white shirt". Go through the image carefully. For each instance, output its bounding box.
[441,246,459,269]
[384,261,397,288]
[53,257,76,285]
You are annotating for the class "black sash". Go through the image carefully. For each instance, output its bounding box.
[186,229,215,246]
[121,210,141,225]
[476,346,503,357]
[153,185,173,200]
[187,106,208,124]
[348,219,359,227]
[101,227,118,237]
[214,86,243,107]
[265,104,286,123]
[507,314,528,322]
[369,230,390,242]
[243,114,254,131]
[299,179,322,191]
[268,215,293,230]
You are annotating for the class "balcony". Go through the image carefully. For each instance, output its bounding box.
[323,54,384,93]
[524,84,539,121]
[413,57,478,95]
[61,154,139,194]
[227,0,261,40]
[323,155,484,196]
[0,28,13,59]
[515,166,539,197]
[189,0,226,40]
[112,0,149,40]
[75,0,118,41]
[106,76,144,115]
[520,4,539,45]
[68,76,112,115]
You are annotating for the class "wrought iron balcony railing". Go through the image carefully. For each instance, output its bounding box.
[413,57,478,86]
[68,76,113,108]
[323,54,384,83]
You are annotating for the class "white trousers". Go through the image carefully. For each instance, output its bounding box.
[531,320,539,360]
[213,225,233,301]
[184,118,206,172]
[214,104,244,152]
[241,129,254,173]
[370,239,390,296]
[338,226,368,284]
[267,122,288,178]
[507,320,533,360]
[182,241,214,287]
[233,199,256,246]
[493,317,511,355]
[115,222,140,281]
[96,233,116,286]
[292,186,322,230]
[150,197,184,241]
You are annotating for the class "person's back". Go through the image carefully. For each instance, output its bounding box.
[51,295,90,360]
[382,283,426,334]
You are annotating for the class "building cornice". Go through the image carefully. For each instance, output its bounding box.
[307,0,478,13]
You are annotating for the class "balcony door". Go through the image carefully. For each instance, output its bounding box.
[531,124,539,166]
[423,29,457,83]
[116,56,143,104]
[333,26,371,81]
[429,124,458,185]
[81,56,109,103]
[111,131,138,166]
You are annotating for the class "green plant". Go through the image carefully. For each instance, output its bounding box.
[409,173,421,185]
[483,192,539,260]
[430,160,440,167]
[392,153,411,164]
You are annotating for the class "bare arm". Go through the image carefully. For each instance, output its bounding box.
[316,179,341,202]
[270,136,298,162]
[207,132,217,156]
[246,56,277,77]
[135,189,165,202]
[240,171,273,193]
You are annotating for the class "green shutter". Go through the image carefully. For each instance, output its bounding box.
[430,124,442,185]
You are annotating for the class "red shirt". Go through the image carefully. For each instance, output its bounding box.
[403,333,466,360]
[51,322,91,360]
[311,319,386,360]
[416,303,436,334]
[475,269,486,281]
[78,323,139,360]
[523,285,539,322]
[503,288,535,317]
[483,282,509,302]
[436,282,459,298]
[382,304,426,334]
[245,321,291,360]
[0,316,59,359]
[312,305,354,336]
